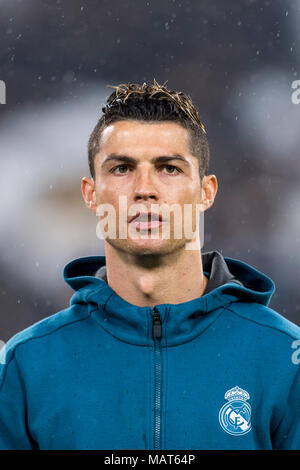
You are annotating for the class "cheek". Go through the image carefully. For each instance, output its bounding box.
[95,180,129,210]
[176,185,201,205]
[95,181,115,204]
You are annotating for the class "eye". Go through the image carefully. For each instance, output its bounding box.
[161,164,182,175]
[110,164,131,175]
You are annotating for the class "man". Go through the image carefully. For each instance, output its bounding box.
[0,80,300,450]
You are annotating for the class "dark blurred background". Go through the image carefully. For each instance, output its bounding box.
[0,0,300,342]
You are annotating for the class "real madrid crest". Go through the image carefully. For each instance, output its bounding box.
[219,386,252,436]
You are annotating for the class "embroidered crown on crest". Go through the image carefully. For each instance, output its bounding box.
[225,386,250,401]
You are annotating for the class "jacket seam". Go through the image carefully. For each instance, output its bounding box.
[224,305,300,341]
[86,287,114,311]
[0,311,92,393]
[14,353,39,449]
[0,349,19,395]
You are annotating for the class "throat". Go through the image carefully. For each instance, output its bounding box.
[130,271,208,306]
[135,274,161,298]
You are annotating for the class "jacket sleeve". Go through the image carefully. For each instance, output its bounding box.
[272,365,300,450]
[0,348,35,450]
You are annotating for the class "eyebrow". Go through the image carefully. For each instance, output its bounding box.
[101,153,191,168]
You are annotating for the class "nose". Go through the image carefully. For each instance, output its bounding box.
[133,165,159,202]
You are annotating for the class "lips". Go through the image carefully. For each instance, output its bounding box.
[128,211,165,231]
[128,212,163,223]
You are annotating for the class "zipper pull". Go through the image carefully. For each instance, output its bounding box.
[152,308,162,339]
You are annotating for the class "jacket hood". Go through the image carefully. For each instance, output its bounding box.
[63,251,275,346]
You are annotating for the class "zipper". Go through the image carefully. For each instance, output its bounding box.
[152,306,162,450]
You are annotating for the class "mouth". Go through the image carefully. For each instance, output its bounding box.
[128,211,164,230]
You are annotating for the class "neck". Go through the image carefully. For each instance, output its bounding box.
[104,242,208,307]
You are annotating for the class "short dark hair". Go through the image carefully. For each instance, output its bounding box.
[88,79,209,181]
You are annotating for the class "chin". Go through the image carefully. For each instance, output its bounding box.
[105,236,187,256]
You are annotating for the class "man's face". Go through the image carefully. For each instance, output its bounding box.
[85,120,213,256]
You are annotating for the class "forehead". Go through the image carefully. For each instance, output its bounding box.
[98,120,192,154]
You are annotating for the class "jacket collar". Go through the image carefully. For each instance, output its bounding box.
[63,251,275,346]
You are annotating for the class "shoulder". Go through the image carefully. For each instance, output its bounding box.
[1,304,90,369]
[222,303,300,378]
[225,302,300,342]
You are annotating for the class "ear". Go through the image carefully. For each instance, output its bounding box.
[81,177,97,214]
[199,174,218,212]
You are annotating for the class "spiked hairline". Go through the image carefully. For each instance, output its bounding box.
[104,78,206,134]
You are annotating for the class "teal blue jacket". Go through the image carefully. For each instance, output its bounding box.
[0,252,300,450]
